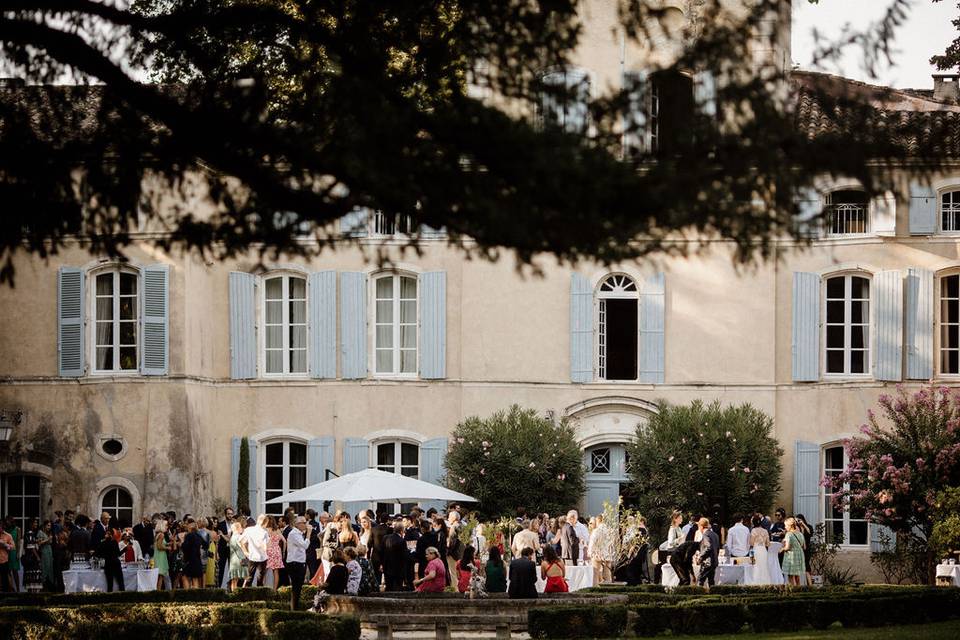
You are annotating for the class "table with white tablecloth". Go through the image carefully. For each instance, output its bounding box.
[936,563,960,586]
[661,542,784,587]
[506,563,594,593]
[63,567,159,593]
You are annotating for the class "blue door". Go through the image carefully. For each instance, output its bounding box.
[583,444,629,516]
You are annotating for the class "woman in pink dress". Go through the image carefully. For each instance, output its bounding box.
[265,515,286,590]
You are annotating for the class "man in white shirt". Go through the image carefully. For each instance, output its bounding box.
[286,516,311,610]
[241,514,270,587]
[572,511,590,565]
[588,514,616,584]
[725,514,751,558]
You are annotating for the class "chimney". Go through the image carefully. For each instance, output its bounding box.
[933,74,960,102]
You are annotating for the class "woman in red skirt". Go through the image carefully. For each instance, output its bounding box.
[540,544,568,593]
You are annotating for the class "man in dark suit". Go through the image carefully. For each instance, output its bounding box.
[368,510,388,585]
[68,515,93,558]
[133,514,155,561]
[90,511,110,548]
[381,523,408,591]
[560,511,579,566]
[697,518,720,587]
[216,507,235,587]
[669,540,698,586]
[508,547,538,599]
[305,509,321,581]
[94,525,125,592]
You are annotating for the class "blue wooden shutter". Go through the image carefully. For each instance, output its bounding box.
[57,266,85,377]
[419,224,446,239]
[874,270,903,381]
[792,272,820,381]
[569,273,593,383]
[141,264,169,375]
[871,524,896,552]
[420,271,446,379]
[623,70,650,156]
[420,437,449,512]
[872,191,897,236]
[307,436,335,512]
[342,438,370,516]
[905,267,933,380]
[694,70,718,118]
[794,441,821,527]
[230,436,241,508]
[540,70,564,128]
[340,272,367,379]
[229,272,256,379]
[639,272,666,384]
[564,68,590,133]
[340,208,369,237]
[247,439,259,515]
[908,182,937,235]
[794,187,822,238]
[309,271,337,379]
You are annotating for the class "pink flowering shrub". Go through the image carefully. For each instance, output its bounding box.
[444,405,586,519]
[827,386,960,576]
[627,400,783,538]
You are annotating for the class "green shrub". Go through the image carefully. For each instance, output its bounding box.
[527,604,628,639]
[0,587,277,608]
[631,604,673,637]
[747,599,810,633]
[674,602,749,635]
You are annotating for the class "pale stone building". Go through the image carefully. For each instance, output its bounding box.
[1,1,958,576]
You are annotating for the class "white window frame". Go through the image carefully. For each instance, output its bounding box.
[99,485,134,527]
[822,444,870,549]
[3,474,41,534]
[937,271,960,377]
[261,439,308,516]
[940,188,960,234]
[372,439,420,515]
[824,190,870,237]
[822,272,873,379]
[595,273,640,382]
[89,266,141,375]
[259,272,309,377]
[371,273,419,378]
[369,211,416,237]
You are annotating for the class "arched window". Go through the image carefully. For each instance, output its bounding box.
[374,440,419,515]
[2,474,41,534]
[597,274,639,381]
[825,190,869,236]
[100,486,133,528]
[824,274,871,375]
[263,440,307,516]
[373,274,418,375]
[92,267,140,372]
[262,273,307,375]
[939,272,960,375]
[822,444,868,546]
[941,189,960,232]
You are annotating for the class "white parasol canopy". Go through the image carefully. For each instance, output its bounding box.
[264,468,476,505]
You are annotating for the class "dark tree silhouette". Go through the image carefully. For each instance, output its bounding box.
[0,1,952,282]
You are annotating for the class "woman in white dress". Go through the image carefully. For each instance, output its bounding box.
[749,515,772,585]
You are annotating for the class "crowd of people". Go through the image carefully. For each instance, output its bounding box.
[0,502,815,603]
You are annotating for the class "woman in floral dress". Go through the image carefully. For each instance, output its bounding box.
[781,517,806,586]
[228,521,248,591]
[265,516,286,590]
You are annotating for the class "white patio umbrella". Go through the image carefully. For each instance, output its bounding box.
[264,468,476,505]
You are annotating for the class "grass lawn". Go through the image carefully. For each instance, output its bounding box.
[650,620,960,640]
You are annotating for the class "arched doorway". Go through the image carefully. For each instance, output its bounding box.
[564,396,657,516]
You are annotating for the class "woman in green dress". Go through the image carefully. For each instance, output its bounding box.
[4,517,21,592]
[38,520,55,591]
[781,517,806,587]
[153,520,170,590]
[227,521,248,591]
[484,545,507,593]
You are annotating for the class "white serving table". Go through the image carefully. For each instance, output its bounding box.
[63,566,159,593]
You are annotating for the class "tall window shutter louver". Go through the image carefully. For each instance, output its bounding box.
[794,441,821,527]
[420,271,446,379]
[794,187,822,238]
[141,264,169,375]
[908,182,937,235]
[792,272,820,381]
[569,273,593,383]
[247,439,259,514]
[694,70,718,118]
[874,270,903,381]
[230,436,241,508]
[340,272,367,379]
[905,267,933,380]
[871,191,897,235]
[622,70,651,156]
[639,272,666,384]
[58,267,85,377]
[342,438,370,515]
[229,272,257,379]
[309,271,337,379]
[306,436,335,511]
[420,437,448,512]
[340,208,369,238]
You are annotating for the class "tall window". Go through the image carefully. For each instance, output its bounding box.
[94,269,139,372]
[374,274,418,375]
[540,68,590,133]
[941,190,960,232]
[263,274,307,375]
[263,441,307,516]
[823,445,868,546]
[100,486,133,528]
[2,475,41,534]
[371,211,416,236]
[826,190,869,236]
[375,441,419,514]
[597,274,638,381]
[941,274,960,375]
[824,274,870,375]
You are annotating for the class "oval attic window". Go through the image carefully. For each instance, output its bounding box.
[101,439,124,457]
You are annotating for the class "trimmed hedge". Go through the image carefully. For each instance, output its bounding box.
[528,604,628,639]
[0,587,277,607]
